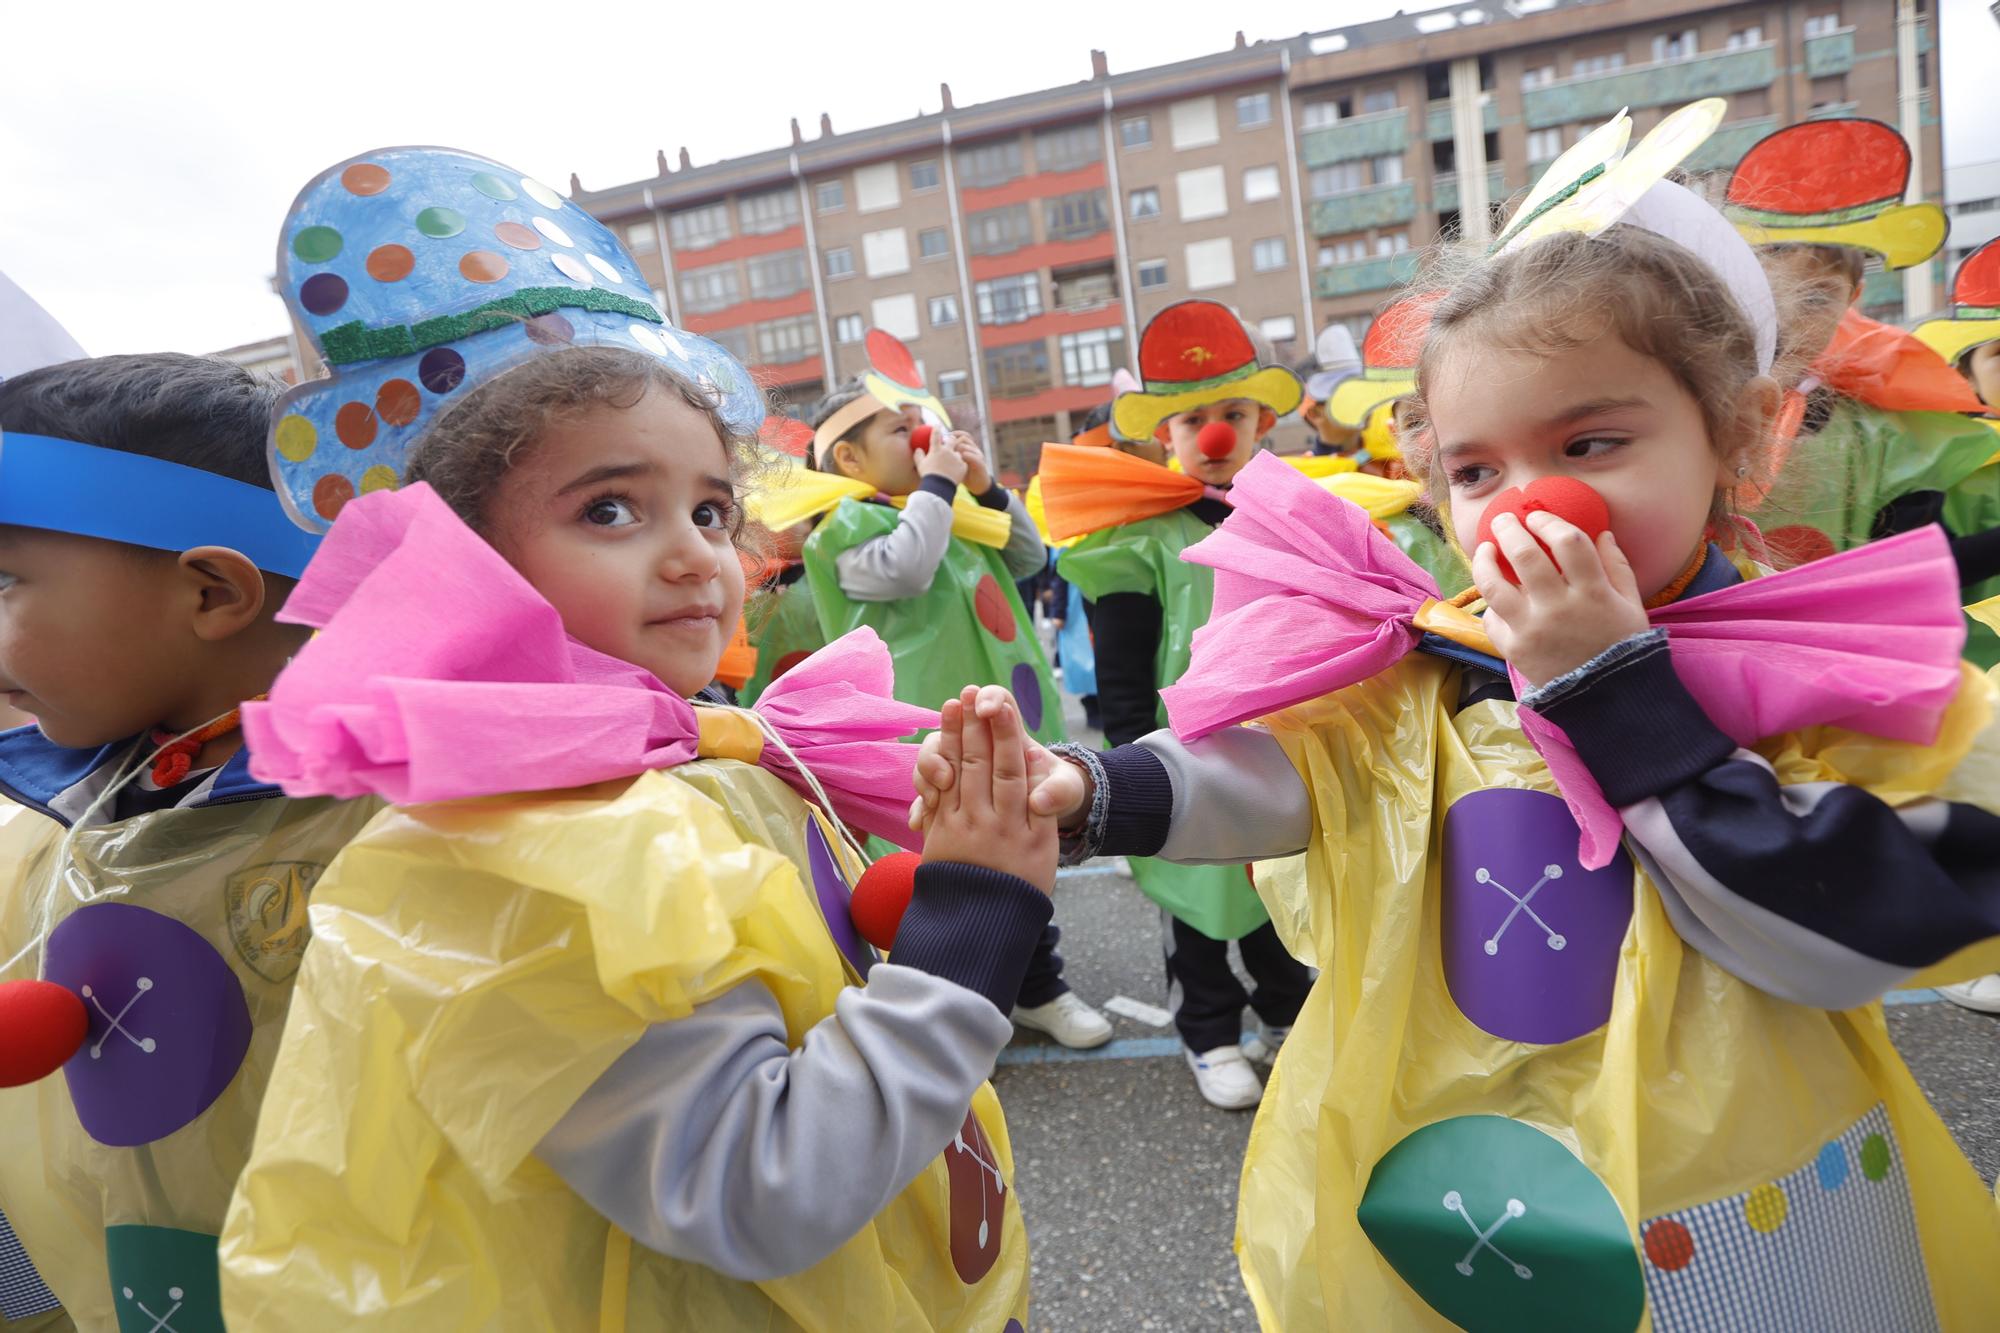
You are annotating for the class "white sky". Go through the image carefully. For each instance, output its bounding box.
[6,0,1994,360]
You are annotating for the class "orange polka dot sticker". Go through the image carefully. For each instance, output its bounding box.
[341,162,392,196]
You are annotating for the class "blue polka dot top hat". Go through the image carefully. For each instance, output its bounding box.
[270,147,764,531]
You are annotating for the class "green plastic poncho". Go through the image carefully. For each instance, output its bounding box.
[741,574,827,707]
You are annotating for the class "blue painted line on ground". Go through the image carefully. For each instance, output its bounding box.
[1000,991,1954,1068]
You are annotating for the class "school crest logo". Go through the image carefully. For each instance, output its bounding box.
[223,861,322,982]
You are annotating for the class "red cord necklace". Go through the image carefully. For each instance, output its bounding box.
[146,697,264,787]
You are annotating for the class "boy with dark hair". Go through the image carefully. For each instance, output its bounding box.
[0,354,380,1330]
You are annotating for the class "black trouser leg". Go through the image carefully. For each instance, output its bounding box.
[1237,921,1313,1030]
[1162,909,1249,1052]
[1015,923,1070,1008]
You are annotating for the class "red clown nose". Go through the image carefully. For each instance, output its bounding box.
[0,978,89,1087]
[851,851,921,951]
[911,425,935,455]
[1195,421,1237,460]
[1475,476,1612,584]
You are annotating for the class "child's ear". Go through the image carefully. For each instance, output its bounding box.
[1258,407,1278,435]
[1153,421,1174,444]
[831,439,866,481]
[177,547,268,643]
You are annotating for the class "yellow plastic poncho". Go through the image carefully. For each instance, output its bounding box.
[1239,654,2000,1332]
[217,758,1029,1332]
[0,786,380,1332]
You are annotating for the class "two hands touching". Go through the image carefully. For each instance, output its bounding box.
[913,686,1077,893]
[915,431,995,495]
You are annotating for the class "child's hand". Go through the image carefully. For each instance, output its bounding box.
[948,432,993,494]
[911,687,1089,835]
[1473,510,1650,689]
[920,685,1057,893]
[917,437,970,487]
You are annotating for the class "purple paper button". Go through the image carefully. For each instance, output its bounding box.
[804,816,876,979]
[1440,787,1633,1046]
[1010,662,1044,733]
[44,903,252,1147]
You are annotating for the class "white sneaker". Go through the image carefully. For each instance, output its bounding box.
[1012,992,1113,1049]
[1185,1043,1264,1110]
[1241,1023,1290,1067]
[1938,974,2000,1013]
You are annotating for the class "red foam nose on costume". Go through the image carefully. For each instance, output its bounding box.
[0,978,88,1087]
[852,851,921,951]
[911,425,935,455]
[1475,477,1612,584]
[1195,421,1238,460]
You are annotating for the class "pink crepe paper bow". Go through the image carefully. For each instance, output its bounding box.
[243,484,937,849]
[1163,453,1967,868]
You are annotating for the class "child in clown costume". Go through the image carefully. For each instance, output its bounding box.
[920,101,2000,1330]
[216,148,1043,1332]
[1722,118,2000,670]
[0,353,359,1333]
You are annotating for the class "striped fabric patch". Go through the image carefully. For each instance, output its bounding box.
[0,1208,59,1320]
[1640,1105,1936,1332]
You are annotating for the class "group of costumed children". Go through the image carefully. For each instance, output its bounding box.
[0,96,1998,1333]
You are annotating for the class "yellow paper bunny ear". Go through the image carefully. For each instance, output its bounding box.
[1493,99,1726,255]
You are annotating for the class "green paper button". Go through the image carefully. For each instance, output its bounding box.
[104,1224,224,1333]
[415,206,466,239]
[1358,1116,1645,1332]
[469,172,518,201]
[291,225,342,263]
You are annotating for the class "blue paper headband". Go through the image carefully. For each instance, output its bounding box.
[0,432,322,578]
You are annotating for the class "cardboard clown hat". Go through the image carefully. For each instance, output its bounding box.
[1724,119,1947,271]
[1912,238,2000,367]
[811,329,950,464]
[269,147,763,532]
[1114,300,1303,440]
[1326,293,1440,429]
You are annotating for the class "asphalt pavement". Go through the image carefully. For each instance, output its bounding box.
[995,691,2000,1332]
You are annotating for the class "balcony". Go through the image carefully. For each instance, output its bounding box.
[1314,251,1421,299]
[1301,107,1411,167]
[1521,43,1778,129]
[1311,181,1418,236]
[1433,166,1506,214]
[1682,116,1779,173]
[1804,27,1855,78]
[1426,97,1499,143]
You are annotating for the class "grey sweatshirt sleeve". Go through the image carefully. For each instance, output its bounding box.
[832,478,958,601]
[1054,727,1312,865]
[536,965,1014,1282]
[990,487,1047,580]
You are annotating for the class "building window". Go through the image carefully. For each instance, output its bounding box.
[1652,30,1697,63]
[747,250,809,300]
[1035,122,1102,173]
[814,180,845,213]
[975,273,1044,325]
[678,261,740,313]
[1372,155,1405,185]
[938,370,969,400]
[1177,165,1228,222]
[1136,258,1169,289]
[1260,315,1298,345]
[862,229,911,277]
[983,340,1052,397]
[1120,115,1152,149]
[1301,99,1348,129]
[1129,186,1162,220]
[1520,63,1556,90]
[854,162,901,213]
[1235,92,1273,128]
[1310,162,1366,198]
[910,159,941,191]
[1726,26,1763,50]
[756,314,820,363]
[624,220,658,254]
[871,294,920,340]
[1252,236,1288,273]
[1526,127,1563,163]
[1374,232,1410,256]
[738,188,800,236]
[1169,95,1220,149]
[1044,189,1110,241]
[1185,238,1235,291]
[1573,51,1626,76]
[918,227,950,260]
[957,138,1024,189]
[929,294,961,327]
[1243,165,1282,203]
[669,201,731,251]
[707,326,752,363]
[824,246,855,280]
[1058,326,1126,387]
[1810,74,1849,109]
[1804,13,1842,37]
[966,203,1033,255]
[1054,265,1117,308]
[1361,88,1398,113]
[834,313,865,344]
